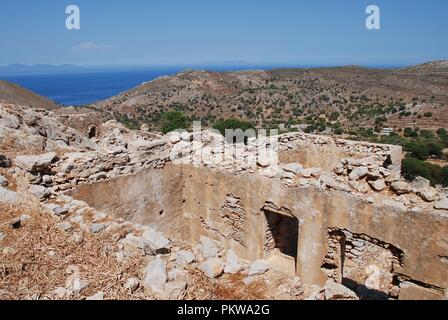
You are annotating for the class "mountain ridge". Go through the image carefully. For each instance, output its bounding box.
[92,61,448,131]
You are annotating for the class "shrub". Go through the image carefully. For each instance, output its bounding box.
[402,157,448,187]
[160,111,190,134]
[405,141,429,160]
[329,111,340,121]
[403,127,418,138]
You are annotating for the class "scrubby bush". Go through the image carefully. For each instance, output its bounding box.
[160,111,190,134]
[402,157,448,187]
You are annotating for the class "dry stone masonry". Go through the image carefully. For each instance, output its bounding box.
[1,103,448,300]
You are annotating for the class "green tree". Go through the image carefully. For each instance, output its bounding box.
[402,157,448,187]
[160,111,190,134]
[405,141,429,160]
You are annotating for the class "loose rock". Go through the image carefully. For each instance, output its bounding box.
[16,152,56,172]
[368,179,386,191]
[434,197,448,210]
[142,228,171,255]
[248,260,269,276]
[224,249,242,274]
[324,281,358,300]
[201,258,224,278]
[0,175,8,187]
[28,185,51,200]
[0,187,17,203]
[390,181,412,195]
[175,250,195,266]
[143,259,167,293]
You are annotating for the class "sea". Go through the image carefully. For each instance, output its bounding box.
[0,66,270,106]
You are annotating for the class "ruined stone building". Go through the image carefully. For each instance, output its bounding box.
[1,104,447,300]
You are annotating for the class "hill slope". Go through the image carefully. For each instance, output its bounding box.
[0,80,58,109]
[94,62,448,132]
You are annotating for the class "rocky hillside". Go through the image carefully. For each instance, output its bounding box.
[0,80,58,109]
[94,61,448,132]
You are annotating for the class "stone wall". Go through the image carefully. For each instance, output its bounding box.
[180,165,448,300]
[278,132,403,172]
[67,164,185,236]
[11,117,444,300]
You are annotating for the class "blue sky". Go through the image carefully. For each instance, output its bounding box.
[0,0,447,67]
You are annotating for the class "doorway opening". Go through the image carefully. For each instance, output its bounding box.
[263,208,299,276]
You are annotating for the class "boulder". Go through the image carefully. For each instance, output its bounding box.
[28,185,51,200]
[16,152,56,172]
[167,132,181,144]
[0,187,18,204]
[385,171,401,183]
[124,277,140,293]
[349,167,369,181]
[368,179,386,191]
[390,181,412,195]
[45,203,69,216]
[282,163,303,175]
[89,223,106,233]
[366,170,383,180]
[128,139,166,154]
[143,259,167,293]
[224,249,242,274]
[419,187,438,202]
[411,176,431,190]
[199,236,220,259]
[56,221,73,232]
[42,175,52,185]
[201,258,224,278]
[434,197,448,210]
[324,281,358,300]
[248,260,269,276]
[175,250,195,266]
[142,228,171,255]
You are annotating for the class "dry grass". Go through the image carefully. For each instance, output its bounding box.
[0,202,146,300]
[185,268,268,300]
[0,200,272,301]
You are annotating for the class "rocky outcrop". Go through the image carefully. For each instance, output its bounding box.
[0,104,96,152]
